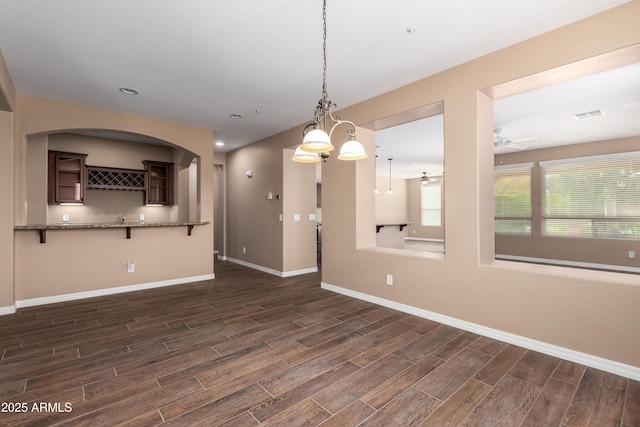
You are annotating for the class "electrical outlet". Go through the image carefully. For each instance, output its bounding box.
[62,213,69,222]
[386,274,393,286]
[139,213,145,221]
[629,250,636,259]
[242,246,246,254]
[127,261,135,273]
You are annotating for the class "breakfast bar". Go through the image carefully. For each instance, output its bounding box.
[15,221,209,244]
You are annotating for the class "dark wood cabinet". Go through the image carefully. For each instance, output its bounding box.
[48,151,87,204]
[143,160,174,205]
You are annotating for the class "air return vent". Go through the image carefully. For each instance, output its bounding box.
[573,109,605,120]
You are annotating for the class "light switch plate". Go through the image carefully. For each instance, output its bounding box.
[309,214,316,221]
[294,214,300,222]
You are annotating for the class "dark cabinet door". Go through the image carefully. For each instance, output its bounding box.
[143,161,174,205]
[48,151,87,204]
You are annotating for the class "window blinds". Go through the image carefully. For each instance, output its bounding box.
[421,184,442,226]
[494,163,532,235]
[541,151,640,239]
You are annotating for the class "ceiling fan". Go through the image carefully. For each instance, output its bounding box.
[494,128,532,150]
[419,171,439,185]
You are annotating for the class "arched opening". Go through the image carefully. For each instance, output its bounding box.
[24,129,201,226]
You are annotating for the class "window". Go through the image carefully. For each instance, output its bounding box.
[421,183,442,226]
[541,152,640,239]
[495,163,532,235]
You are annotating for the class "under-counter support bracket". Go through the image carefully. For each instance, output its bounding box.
[18,222,209,244]
[376,224,409,233]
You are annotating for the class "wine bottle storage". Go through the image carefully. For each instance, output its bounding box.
[87,166,145,190]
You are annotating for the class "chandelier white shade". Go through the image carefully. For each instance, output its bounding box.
[337,138,368,160]
[292,0,367,163]
[292,146,321,163]
[300,128,334,153]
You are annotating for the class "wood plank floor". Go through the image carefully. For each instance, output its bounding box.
[1,260,638,426]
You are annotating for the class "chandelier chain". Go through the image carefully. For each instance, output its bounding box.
[322,0,328,100]
[291,0,367,162]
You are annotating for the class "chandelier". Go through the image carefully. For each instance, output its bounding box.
[292,0,368,163]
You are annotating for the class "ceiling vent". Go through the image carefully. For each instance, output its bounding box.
[573,109,605,120]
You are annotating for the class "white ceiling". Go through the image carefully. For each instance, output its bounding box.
[0,0,636,177]
[377,61,640,179]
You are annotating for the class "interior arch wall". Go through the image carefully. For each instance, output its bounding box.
[10,94,215,303]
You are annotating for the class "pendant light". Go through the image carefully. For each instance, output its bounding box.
[292,0,368,163]
[374,155,379,194]
[386,158,394,195]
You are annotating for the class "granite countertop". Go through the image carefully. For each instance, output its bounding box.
[15,221,209,230]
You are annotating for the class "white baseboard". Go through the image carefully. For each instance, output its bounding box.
[223,257,317,278]
[283,267,319,277]
[496,254,640,274]
[321,282,640,381]
[13,274,216,310]
[0,305,16,315]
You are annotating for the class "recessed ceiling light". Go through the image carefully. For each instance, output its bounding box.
[119,87,139,95]
[406,27,416,33]
[229,113,242,119]
[215,141,224,146]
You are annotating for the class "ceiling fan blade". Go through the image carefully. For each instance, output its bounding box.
[494,143,529,151]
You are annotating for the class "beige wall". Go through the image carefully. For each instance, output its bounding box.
[225,128,317,274]
[374,175,446,245]
[225,135,285,270]
[227,2,640,368]
[0,111,14,310]
[375,175,407,224]
[213,153,226,256]
[496,136,640,269]
[375,175,409,249]
[0,51,14,310]
[283,149,318,273]
[8,94,214,303]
